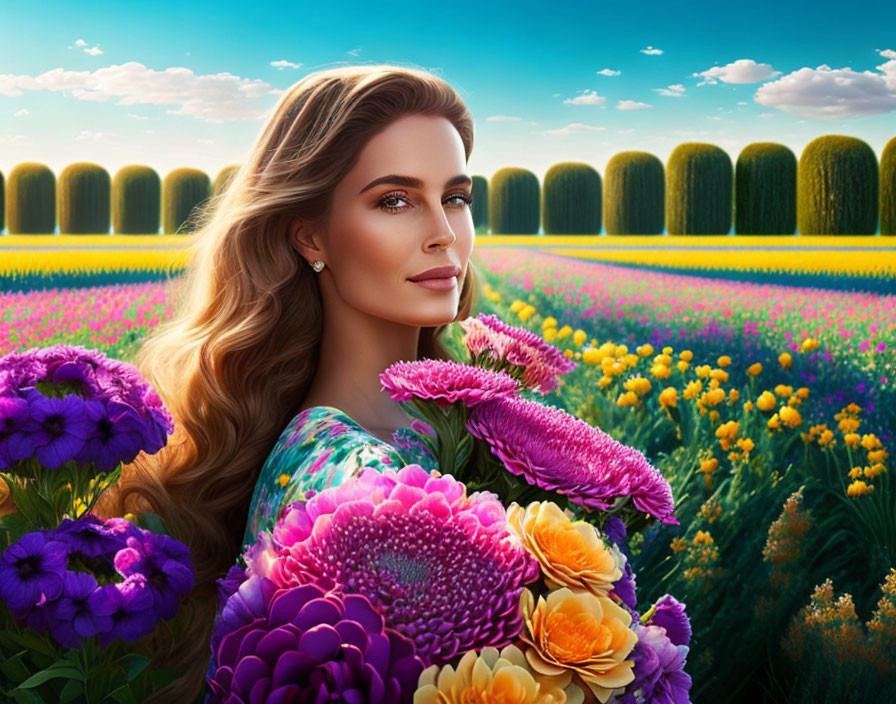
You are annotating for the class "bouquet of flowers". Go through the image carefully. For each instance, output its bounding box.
[208,313,692,703]
[0,344,196,703]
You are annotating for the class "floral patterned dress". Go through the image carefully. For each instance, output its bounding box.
[239,405,438,556]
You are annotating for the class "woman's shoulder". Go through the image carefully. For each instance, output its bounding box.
[240,405,407,550]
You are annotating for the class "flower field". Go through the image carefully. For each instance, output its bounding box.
[1,246,895,702]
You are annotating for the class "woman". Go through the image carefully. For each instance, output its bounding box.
[95,63,480,702]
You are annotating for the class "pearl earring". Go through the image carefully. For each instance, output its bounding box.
[311,260,325,272]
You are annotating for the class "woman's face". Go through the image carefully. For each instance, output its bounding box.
[292,113,474,328]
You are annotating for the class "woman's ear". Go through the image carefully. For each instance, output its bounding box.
[289,216,325,265]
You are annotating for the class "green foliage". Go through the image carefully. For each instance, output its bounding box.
[57,162,111,235]
[667,143,733,235]
[603,151,665,235]
[471,174,489,233]
[6,162,55,234]
[488,167,540,235]
[735,143,797,235]
[797,135,878,235]
[162,168,211,235]
[542,162,601,235]
[112,165,161,235]
[880,135,896,236]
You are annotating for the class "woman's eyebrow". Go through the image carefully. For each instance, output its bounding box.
[359,174,472,195]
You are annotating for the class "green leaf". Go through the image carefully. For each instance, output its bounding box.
[112,654,151,681]
[104,683,138,704]
[0,652,31,684]
[14,665,84,689]
[136,512,169,535]
[59,678,85,704]
[10,689,45,704]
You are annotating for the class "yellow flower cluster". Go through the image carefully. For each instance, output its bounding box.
[679,529,723,590]
[697,454,719,490]
[481,281,502,303]
[800,337,820,352]
[762,488,813,591]
[783,571,896,677]
[802,423,836,448]
[698,497,722,524]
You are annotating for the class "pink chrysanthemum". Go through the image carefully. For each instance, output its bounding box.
[459,314,576,394]
[379,359,518,407]
[466,395,678,525]
[244,464,540,665]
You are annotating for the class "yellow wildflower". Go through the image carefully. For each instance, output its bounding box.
[679,350,694,362]
[801,337,820,352]
[865,464,887,479]
[843,433,861,448]
[847,480,874,497]
[728,388,740,403]
[848,466,864,480]
[683,380,702,400]
[717,355,732,368]
[779,406,802,428]
[659,387,678,408]
[510,300,526,312]
[637,343,655,357]
[597,375,613,389]
[747,362,763,376]
[861,434,882,451]
[710,368,729,382]
[573,329,587,347]
[677,360,690,372]
[709,410,720,423]
[670,537,687,553]
[756,391,777,411]
[693,530,714,546]
[743,400,754,412]
[779,352,792,369]
[614,344,629,356]
[617,391,640,408]
[543,327,558,342]
[695,365,712,378]
[796,387,810,399]
[278,473,290,488]
[542,316,558,329]
[662,346,673,355]
[868,449,889,464]
[624,376,652,395]
[768,414,781,431]
[774,384,794,398]
[651,364,672,379]
[557,325,572,338]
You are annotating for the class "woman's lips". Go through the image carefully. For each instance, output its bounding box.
[410,276,457,290]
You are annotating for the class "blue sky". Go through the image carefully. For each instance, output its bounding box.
[2,0,895,187]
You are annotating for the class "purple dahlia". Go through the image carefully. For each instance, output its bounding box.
[207,577,424,704]
[466,395,678,524]
[245,464,540,665]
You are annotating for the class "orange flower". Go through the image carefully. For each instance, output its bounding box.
[507,502,622,597]
[519,588,637,704]
[415,644,573,704]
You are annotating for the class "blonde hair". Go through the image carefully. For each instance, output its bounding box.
[91,64,479,702]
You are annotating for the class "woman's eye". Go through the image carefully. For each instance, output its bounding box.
[378,192,473,213]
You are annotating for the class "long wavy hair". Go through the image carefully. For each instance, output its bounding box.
[89,64,480,702]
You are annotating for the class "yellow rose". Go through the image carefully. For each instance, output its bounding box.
[507,502,622,596]
[519,588,637,704]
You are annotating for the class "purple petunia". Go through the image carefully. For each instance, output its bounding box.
[0,344,175,473]
[466,395,678,524]
[648,594,691,647]
[206,578,425,704]
[1,514,194,650]
[0,531,68,611]
[620,624,692,704]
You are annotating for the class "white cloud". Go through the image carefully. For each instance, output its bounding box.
[694,59,781,85]
[0,61,280,122]
[596,68,620,76]
[754,50,896,119]
[84,46,103,56]
[654,84,686,97]
[13,108,28,117]
[75,39,87,47]
[486,115,522,121]
[562,89,606,106]
[0,134,29,146]
[347,48,362,56]
[617,100,652,110]
[270,59,302,70]
[127,112,148,120]
[640,46,663,55]
[542,122,607,135]
[76,129,116,142]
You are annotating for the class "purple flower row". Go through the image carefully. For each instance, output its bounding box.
[0,513,194,649]
[0,344,174,472]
